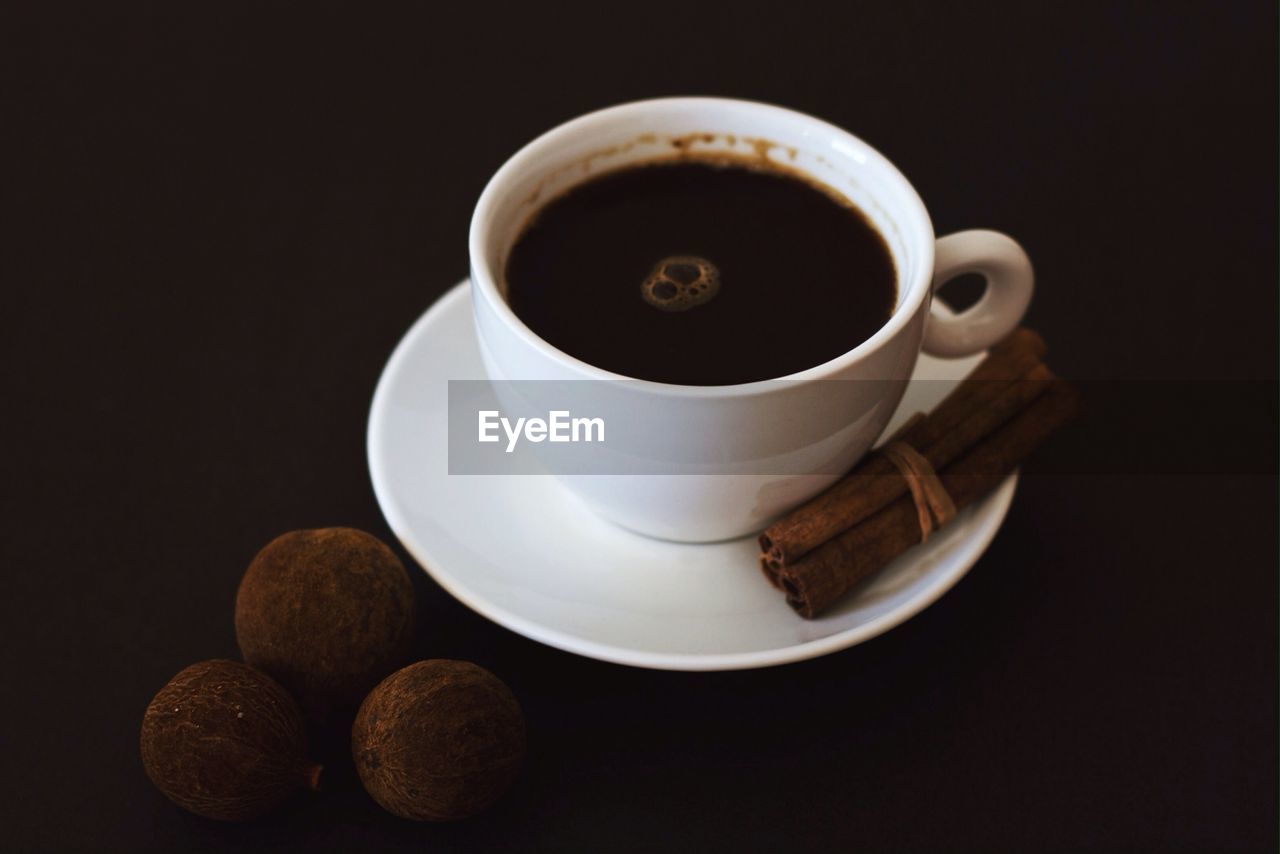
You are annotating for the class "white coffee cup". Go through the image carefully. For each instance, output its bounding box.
[469,97,1032,542]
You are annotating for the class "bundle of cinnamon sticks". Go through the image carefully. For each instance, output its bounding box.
[759,328,1078,618]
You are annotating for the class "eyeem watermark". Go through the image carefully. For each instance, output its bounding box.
[478,410,604,453]
[449,379,1277,475]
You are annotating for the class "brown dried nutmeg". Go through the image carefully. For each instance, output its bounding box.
[352,660,526,821]
[235,528,415,725]
[140,659,321,821]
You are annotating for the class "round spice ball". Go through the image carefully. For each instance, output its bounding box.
[140,659,321,821]
[352,660,526,821]
[235,527,415,723]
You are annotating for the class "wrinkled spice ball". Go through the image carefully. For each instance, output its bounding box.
[140,659,321,821]
[235,528,415,724]
[352,660,526,821]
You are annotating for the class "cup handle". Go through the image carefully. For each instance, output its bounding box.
[922,229,1034,358]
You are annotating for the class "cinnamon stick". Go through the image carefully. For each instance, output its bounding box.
[760,328,1051,566]
[765,378,1078,617]
[907,327,1048,434]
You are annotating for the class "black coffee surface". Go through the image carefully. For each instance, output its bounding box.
[505,158,896,385]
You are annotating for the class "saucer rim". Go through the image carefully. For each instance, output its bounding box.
[368,281,1018,671]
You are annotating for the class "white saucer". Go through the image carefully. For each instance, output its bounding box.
[367,282,1016,671]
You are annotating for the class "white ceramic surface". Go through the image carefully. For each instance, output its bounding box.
[469,97,1032,541]
[368,282,1018,671]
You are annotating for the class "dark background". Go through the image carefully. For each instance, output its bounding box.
[4,3,1276,851]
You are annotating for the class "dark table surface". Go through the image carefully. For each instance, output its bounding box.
[4,3,1276,851]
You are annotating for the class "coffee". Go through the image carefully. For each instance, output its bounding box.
[504,157,897,385]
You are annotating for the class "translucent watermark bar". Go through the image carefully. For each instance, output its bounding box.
[446,379,1277,476]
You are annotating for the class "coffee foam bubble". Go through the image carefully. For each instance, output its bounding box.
[640,255,721,312]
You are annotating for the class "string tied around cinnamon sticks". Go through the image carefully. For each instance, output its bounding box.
[880,438,956,542]
[759,327,1078,618]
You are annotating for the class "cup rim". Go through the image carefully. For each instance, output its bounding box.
[468,96,936,397]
